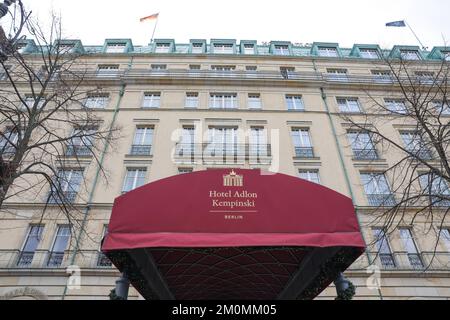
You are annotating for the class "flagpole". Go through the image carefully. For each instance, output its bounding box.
[405,21,427,51]
[150,16,159,44]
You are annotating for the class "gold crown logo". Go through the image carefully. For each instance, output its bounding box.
[223,170,243,187]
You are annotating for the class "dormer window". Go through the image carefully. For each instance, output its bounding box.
[442,51,450,61]
[58,44,75,54]
[155,43,171,53]
[106,43,127,53]
[213,43,234,54]
[192,43,203,54]
[400,49,421,60]
[16,43,27,54]
[318,47,338,57]
[243,44,255,55]
[274,45,289,55]
[360,48,381,59]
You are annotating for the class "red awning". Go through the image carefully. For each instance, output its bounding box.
[102,169,365,300]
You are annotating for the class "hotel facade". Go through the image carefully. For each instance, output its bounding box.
[0,38,449,300]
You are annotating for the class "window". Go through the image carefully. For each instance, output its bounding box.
[248,94,262,109]
[185,92,199,108]
[97,225,112,267]
[189,64,201,70]
[47,225,70,267]
[122,169,147,193]
[361,173,396,206]
[84,93,109,109]
[372,70,393,83]
[245,66,258,78]
[205,127,240,163]
[243,44,255,54]
[299,170,321,184]
[178,168,193,174]
[0,65,10,80]
[249,127,269,163]
[360,48,381,59]
[400,49,421,60]
[291,129,314,158]
[415,71,434,84]
[433,100,450,115]
[440,229,450,251]
[48,169,83,204]
[209,93,238,109]
[385,99,407,114]
[189,65,201,77]
[280,67,295,79]
[213,43,234,54]
[67,127,96,157]
[419,173,450,207]
[97,64,119,77]
[337,97,361,113]
[0,128,19,156]
[326,68,348,81]
[176,126,196,160]
[142,92,161,108]
[191,43,203,54]
[131,127,153,156]
[274,45,290,55]
[17,225,44,267]
[442,51,450,61]
[106,43,126,53]
[285,95,304,111]
[318,47,338,57]
[22,94,45,110]
[16,43,27,54]
[373,229,396,269]
[347,131,378,160]
[155,43,171,53]
[211,65,235,78]
[151,64,167,70]
[399,228,423,269]
[400,131,433,160]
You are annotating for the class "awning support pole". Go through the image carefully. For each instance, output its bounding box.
[115,272,130,300]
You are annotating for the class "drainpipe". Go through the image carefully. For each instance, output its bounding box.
[313,59,383,300]
[61,57,131,299]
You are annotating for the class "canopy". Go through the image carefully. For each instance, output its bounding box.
[102,169,365,300]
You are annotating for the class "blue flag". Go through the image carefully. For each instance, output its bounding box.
[386,20,406,27]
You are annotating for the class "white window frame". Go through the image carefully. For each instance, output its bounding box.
[359,48,381,59]
[185,92,199,108]
[191,43,203,54]
[291,129,312,148]
[318,47,339,57]
[326,68,348,81]
[248,94,262,109]
[105,43,127,53]
[142,92,161,108]
[285,95,305,111]
[213,43,234,54]
[133,127,154,146]
[122,168,147,193]
[243,44,255,55]
[84,94,109,109]
[274,45,290,56]
[209,93,238,109]
[97,64,119,77]
[361,172,392,195]
[299,170,321,184]
[385,99,407,114]
[400,49,421,60]
[337,97,361,113]
[155,43,171,53]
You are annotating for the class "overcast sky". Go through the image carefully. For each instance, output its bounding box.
[19,0,450,49]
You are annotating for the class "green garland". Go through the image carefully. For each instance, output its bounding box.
[335,282,356,300]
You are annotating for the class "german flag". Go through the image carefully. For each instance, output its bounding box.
[140,13,159,22]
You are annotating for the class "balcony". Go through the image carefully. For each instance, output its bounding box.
[130,145,152,156]
[174,143,272,165]
[16,252,35,267]
[353,149,379,161]
[47,252,65,267]
[47,191,78,204]
[66,145,92,157]
[366,194,397,207]
[294,147,315,159]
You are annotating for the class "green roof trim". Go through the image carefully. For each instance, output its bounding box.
[240,40,258,55]
[189,39,207,54]
[428,46,450,60]
[389,45,425,60]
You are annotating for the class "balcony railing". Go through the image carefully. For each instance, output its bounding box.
[353,149,379,160]
[130,145,152,156]
[367,194,397,207]
[66,145,92,157]
[174,143,272,165]
[294,147,315,159]
[47,191,78,204]
[379,253,397,269]
[0,250,116,269]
